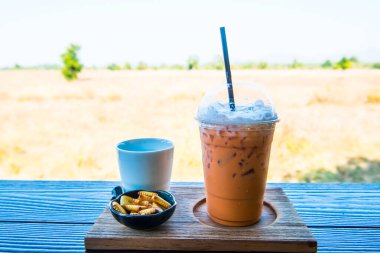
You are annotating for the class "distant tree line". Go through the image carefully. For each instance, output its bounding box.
[104,56,380,71]
[3,43,380,82]
[321,56,359,70]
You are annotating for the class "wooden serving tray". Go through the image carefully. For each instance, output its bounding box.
[85,186,317,252]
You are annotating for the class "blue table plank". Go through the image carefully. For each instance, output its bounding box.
[0,181,379,228]
[311,228,380,252]
[0,181,379,252]
[0,222,89,253]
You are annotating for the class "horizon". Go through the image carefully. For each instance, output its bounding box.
[1,57,374,70]
[1,0,379,68]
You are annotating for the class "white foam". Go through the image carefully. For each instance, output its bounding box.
[196,100,278,125]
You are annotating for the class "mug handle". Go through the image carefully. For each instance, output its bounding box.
[111,186,125,200]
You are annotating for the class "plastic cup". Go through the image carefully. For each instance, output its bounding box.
[196,83,279,226]
[199,122,276,226]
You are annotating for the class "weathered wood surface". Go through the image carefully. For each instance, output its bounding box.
[0,181,379,252]
[1,223,379,253]
[85,188,316,252]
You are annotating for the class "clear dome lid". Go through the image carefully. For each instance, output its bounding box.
[195,83,279,125]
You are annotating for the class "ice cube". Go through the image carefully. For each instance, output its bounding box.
[254,100,264,107]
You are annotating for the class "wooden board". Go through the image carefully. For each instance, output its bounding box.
[85,187,317,252]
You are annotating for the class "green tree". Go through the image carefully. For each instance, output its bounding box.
[258,62,268,69]
[289,59,303,69]
[372,63,380,69]
[335,57,352,70]
[321,60,333,68]
[240,63,254,69]
[187,56,199,70]
[124,63,132,70]
[107,64,122,70]
[171,64,185,70]
[61,44,83,81]
[349,56,359,63]
[299,158,380,183]
[13,64,22,70]
[136,62,148,70]
[211,55,224,70]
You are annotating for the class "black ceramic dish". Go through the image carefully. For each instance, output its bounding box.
[109,186,177,230]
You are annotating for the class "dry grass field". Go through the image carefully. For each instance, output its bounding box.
[0,69,379,182]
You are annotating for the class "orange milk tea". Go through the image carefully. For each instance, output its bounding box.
[196,83,278,226]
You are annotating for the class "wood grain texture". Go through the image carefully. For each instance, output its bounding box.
[0,222,91,253]
[193,199,277,229]
[0,222,379,253]
[0,181,379,252]
[1,181,379,228]
[85,187,317,252]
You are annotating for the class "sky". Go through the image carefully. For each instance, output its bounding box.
[0,0,379,67]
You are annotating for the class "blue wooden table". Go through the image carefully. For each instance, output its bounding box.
[0,181,379,252]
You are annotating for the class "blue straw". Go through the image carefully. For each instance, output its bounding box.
[220,27,236,111]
